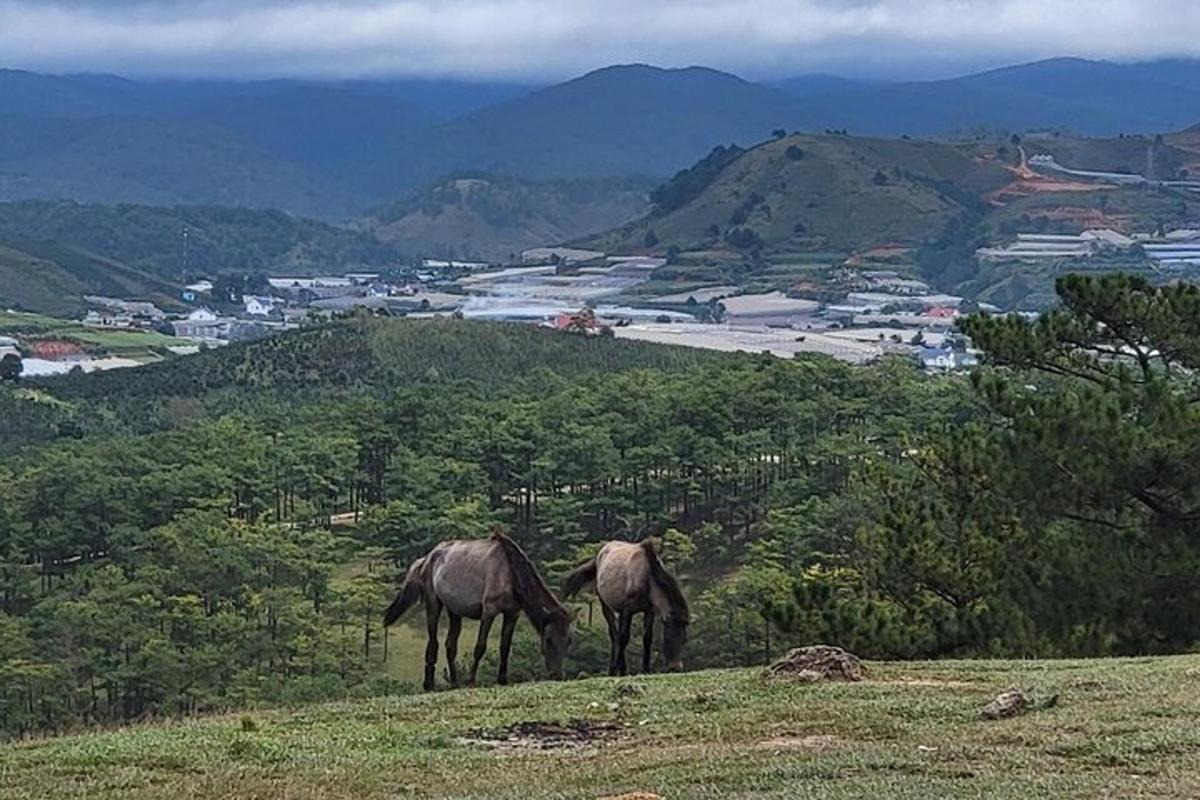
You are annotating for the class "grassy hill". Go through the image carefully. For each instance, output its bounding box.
[586,132,1010,254]
[0,240,181,316]
[365,173,653,261]
[4,655,1199,799]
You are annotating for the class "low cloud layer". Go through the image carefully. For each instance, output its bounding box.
[2,0,1199,80]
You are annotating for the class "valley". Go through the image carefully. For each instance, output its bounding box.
[4,38,1200,800]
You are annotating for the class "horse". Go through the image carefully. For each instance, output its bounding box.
[562,540,690,675]
[382,531,571,691]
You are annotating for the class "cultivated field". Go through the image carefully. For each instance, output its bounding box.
[4,655,1200,799]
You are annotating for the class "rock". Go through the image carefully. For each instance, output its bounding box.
[598,794,663,800]
[981,689,1027,719]
[763,645,865,682]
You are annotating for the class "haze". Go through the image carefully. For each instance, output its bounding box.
[2,0,1200,80]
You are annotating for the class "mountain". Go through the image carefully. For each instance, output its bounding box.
[777,58,1200,137]
[2,59,1199,219]
[364,173,653,261]
[584,132,1010,254]
[0,240,181,317]
[422,65,809,179]
[0,115,345,217]
[0,200,404,280]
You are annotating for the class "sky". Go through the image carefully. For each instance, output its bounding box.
[1,0,1199,81]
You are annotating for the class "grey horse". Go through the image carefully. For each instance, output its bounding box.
[563,540,690,675]
[383,531,571,690]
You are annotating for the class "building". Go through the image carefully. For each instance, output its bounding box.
[171,308,225,339]
[82,309,134,328]
[919,346,978,372]
[243,296,279,316]
[977,230,1134,262]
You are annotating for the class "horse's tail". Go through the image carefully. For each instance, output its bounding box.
[642,540,690,623]
[561,556,597,599]
[382,558,426,627]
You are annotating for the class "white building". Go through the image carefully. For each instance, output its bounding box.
[244,296,279,316]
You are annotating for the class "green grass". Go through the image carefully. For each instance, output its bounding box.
[6,655,1200,799]
[0,309,180,357]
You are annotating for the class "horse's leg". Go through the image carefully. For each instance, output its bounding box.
[641,611,655,674]
[615,610,634,677]
[601,603,619,676]
[467,613,495,686]
[497,611,518,685]
[444,612,462,688]
[423,598,442,692]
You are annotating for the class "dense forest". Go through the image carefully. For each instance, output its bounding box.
[3,276,1199,737]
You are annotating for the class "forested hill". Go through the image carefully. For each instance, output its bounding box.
[0,200,404,280]
[8,317,728,443]
[5,276,1200,741]
[0,239,182,317]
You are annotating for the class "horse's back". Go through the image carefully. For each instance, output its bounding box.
[429,539,513,619]
[595,542,652,612]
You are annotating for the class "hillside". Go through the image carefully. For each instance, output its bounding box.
[4,656,1199,799]
[0,240,181,316]
[0,200,404,281]
[365,174,653,261]
[0,114,347,217]
[586,132,1010,254]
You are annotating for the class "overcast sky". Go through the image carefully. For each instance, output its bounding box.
[2,0,1198,81]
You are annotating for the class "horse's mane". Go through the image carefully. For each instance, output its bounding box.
[492,531,567,629]
[642,540,691,624]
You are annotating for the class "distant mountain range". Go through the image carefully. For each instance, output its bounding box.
[2,58,1198,219]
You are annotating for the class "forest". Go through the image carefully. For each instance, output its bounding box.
[2,274,1199,737]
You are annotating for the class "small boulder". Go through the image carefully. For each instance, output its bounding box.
[598,794,663,800]
[764,645,865,682]
[981,689,1027,720]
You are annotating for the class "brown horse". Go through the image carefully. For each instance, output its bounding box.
[563,540,690,675]
[382,531,571,690]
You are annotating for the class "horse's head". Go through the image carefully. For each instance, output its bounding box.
[540,607,572,680]
[662,613,689,672]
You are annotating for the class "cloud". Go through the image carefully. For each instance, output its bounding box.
[1,0,1198,80]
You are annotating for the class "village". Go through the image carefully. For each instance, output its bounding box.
[8,243,981,374]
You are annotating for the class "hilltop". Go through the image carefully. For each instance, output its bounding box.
[585,132,1010,254]
[364,173,653,261]
[4,656,1200,799]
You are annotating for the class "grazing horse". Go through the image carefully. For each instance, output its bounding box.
[382,531,571,691]
[563,540,690,675]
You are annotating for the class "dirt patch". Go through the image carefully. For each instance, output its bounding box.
[754,734,843,752]
[459,719,624,751]
[764,645,865,682]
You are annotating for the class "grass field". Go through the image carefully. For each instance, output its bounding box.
[5,655,1200,799]
[0,309,179,359]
